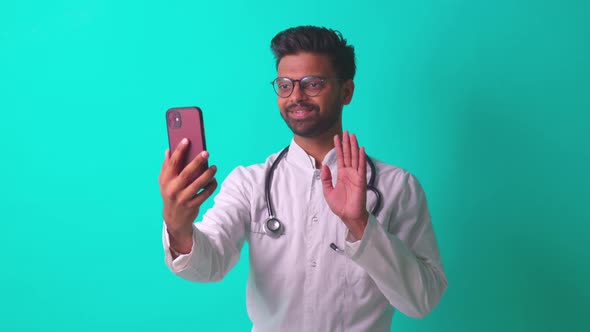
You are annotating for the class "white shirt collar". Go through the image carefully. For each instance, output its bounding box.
[285,139,338,170]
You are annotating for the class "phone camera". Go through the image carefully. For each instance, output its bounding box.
[167,110,182,129]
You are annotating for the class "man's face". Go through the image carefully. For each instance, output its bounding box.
[276,52,353,138]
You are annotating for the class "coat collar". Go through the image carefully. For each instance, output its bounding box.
[284,139,338,170]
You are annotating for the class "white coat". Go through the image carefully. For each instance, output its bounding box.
[163,140,447,332]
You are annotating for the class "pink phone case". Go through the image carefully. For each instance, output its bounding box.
[166,107,208,182]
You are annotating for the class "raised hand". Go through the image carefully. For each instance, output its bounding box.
[320,131,369,240]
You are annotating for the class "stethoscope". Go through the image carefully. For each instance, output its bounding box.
[263,146,383,238]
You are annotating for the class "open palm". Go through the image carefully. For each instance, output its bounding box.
[321,132,369,225]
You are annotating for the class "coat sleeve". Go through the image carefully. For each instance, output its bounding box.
[344,171,448,318]
[162,167,251,282]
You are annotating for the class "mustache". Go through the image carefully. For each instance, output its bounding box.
[286,102,319,112]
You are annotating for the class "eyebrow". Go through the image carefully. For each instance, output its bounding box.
[276,75,326,79]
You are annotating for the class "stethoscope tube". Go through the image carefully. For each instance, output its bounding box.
[265,147,290,221]
[264,146,382,237]
[366,156,382,216]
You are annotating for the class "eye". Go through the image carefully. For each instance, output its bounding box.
[303,78,324,89]
[275,79,292,91]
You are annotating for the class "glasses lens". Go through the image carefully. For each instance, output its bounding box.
[301,77,325,96]
[274,78,293,97]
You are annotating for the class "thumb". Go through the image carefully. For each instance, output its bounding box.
[164,149,171,164]
[159,149,171,181]
[320,164,333,195]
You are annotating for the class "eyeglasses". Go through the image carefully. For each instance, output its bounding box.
[270,76,340,98]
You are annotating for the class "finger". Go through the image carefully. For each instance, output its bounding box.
[159,149,171,183]
[342,131,351,167]
[181,165,218,202]
[167,138,190,176]
[351,133,359,170]
[187,178,218,208]
[163,149,171,167]
[320,164,334,195]
[334,134,344,169]
[178,150,210,186]
[359,147,367,182]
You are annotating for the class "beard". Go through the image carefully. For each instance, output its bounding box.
[280,101,342,138]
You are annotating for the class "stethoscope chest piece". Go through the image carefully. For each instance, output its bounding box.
[262,146,382,239]
[263,217,284,237]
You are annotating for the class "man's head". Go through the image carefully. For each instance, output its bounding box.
[270,26,356,139]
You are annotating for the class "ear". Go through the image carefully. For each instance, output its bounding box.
[340,79,355,105]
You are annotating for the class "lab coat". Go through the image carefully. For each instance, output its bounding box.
[163,139,447,332]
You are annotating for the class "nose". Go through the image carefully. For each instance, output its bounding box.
[289,81,308,102]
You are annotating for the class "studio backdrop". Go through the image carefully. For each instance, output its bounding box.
[1,0,588,331]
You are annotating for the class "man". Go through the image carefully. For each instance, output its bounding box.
[159,26,447,332]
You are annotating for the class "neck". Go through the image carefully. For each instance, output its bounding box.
[293,124,342,168]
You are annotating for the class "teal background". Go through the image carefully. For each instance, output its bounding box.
[1,0,589,331]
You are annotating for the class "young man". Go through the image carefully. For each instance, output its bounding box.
[159,26,447,332]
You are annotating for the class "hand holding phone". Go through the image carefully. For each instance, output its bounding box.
[159,106,218,254]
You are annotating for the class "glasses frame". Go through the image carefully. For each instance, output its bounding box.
[270,76,342,98]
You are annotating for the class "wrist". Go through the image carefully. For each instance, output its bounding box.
[167,225,194,254]
[344,211,369,240]
[166,222,193,239]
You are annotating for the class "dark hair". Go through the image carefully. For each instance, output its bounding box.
[270,26,356,80]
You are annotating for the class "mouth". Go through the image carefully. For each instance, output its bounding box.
[289,109,313,119]
[286,104,317,120]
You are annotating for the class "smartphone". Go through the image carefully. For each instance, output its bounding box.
[166,106,208,182]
